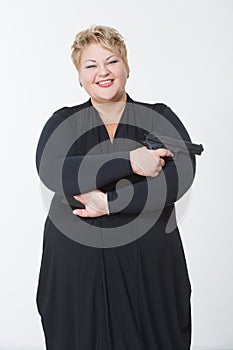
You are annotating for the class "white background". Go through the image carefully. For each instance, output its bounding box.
[0,0,232,349]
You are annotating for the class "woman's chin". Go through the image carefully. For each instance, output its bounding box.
[91,90,125,104]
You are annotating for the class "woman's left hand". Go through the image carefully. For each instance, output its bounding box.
[72,189,109,217]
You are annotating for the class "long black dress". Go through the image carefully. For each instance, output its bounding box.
[35,93,196,350]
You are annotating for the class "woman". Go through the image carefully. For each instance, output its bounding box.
[36,25,196,350]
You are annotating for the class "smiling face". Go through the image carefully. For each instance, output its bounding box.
[78,43,130,105]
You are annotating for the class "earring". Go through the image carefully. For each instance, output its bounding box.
[80,82,83,87]
[127,74,129,79]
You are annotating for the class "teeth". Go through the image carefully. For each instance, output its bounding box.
[98,80,112,85]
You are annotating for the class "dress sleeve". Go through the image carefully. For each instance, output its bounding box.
[107,105,196,214]
[35,109,133,196]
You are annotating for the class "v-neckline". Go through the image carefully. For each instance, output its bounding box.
[89,94,132,145]
[104,122,120,144]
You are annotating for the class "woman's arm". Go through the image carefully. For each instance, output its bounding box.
[107,153,195,214]
[106,105,196,214]
[72,151,195,217]
[36,108,134,196]
[36,104,171,197]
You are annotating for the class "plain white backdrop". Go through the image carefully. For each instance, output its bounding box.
[0,0,232,349]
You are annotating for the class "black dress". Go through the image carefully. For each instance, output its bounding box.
[35,93,196,350]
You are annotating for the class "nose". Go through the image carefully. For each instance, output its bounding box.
[97,64,110,77]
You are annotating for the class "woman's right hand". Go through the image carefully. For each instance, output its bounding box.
[130,146,174,177]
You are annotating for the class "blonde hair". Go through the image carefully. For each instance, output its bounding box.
[71,25,129,71]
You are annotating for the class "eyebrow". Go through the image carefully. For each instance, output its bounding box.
[83,55,117,63]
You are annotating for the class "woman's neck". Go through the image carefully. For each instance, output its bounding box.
[91,93,127,123]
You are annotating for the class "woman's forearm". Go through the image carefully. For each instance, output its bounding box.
[107,152,196,214]
[36,109,134,196]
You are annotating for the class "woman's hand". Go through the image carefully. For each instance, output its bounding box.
[130,147,174,177]
[72,189,109,217]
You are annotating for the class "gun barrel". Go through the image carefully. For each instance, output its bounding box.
[142,131,204,155]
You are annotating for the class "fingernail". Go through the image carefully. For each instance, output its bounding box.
[73,210,76,214]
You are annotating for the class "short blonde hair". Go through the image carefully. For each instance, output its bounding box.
[71,25,129,71]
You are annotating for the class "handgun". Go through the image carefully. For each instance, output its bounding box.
[140,131,204,158]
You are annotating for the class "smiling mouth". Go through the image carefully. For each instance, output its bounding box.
[97,79,114,87]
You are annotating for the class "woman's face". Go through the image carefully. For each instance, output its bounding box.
[78,43,130,105]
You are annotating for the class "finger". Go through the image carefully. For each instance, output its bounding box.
[73,195,80,200]
[156,166,162,174]
[160,158,165,167]
[73,195,86,205]
[155,148,174,157]
[72,208,89,217]
[151,171,160,177]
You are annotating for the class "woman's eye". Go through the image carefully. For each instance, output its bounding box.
[107,60,118,65]
[85,65,96,69]
[85,60,118,69]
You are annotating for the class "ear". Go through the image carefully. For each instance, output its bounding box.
[77,73,82,87]
[126,65,130,79]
